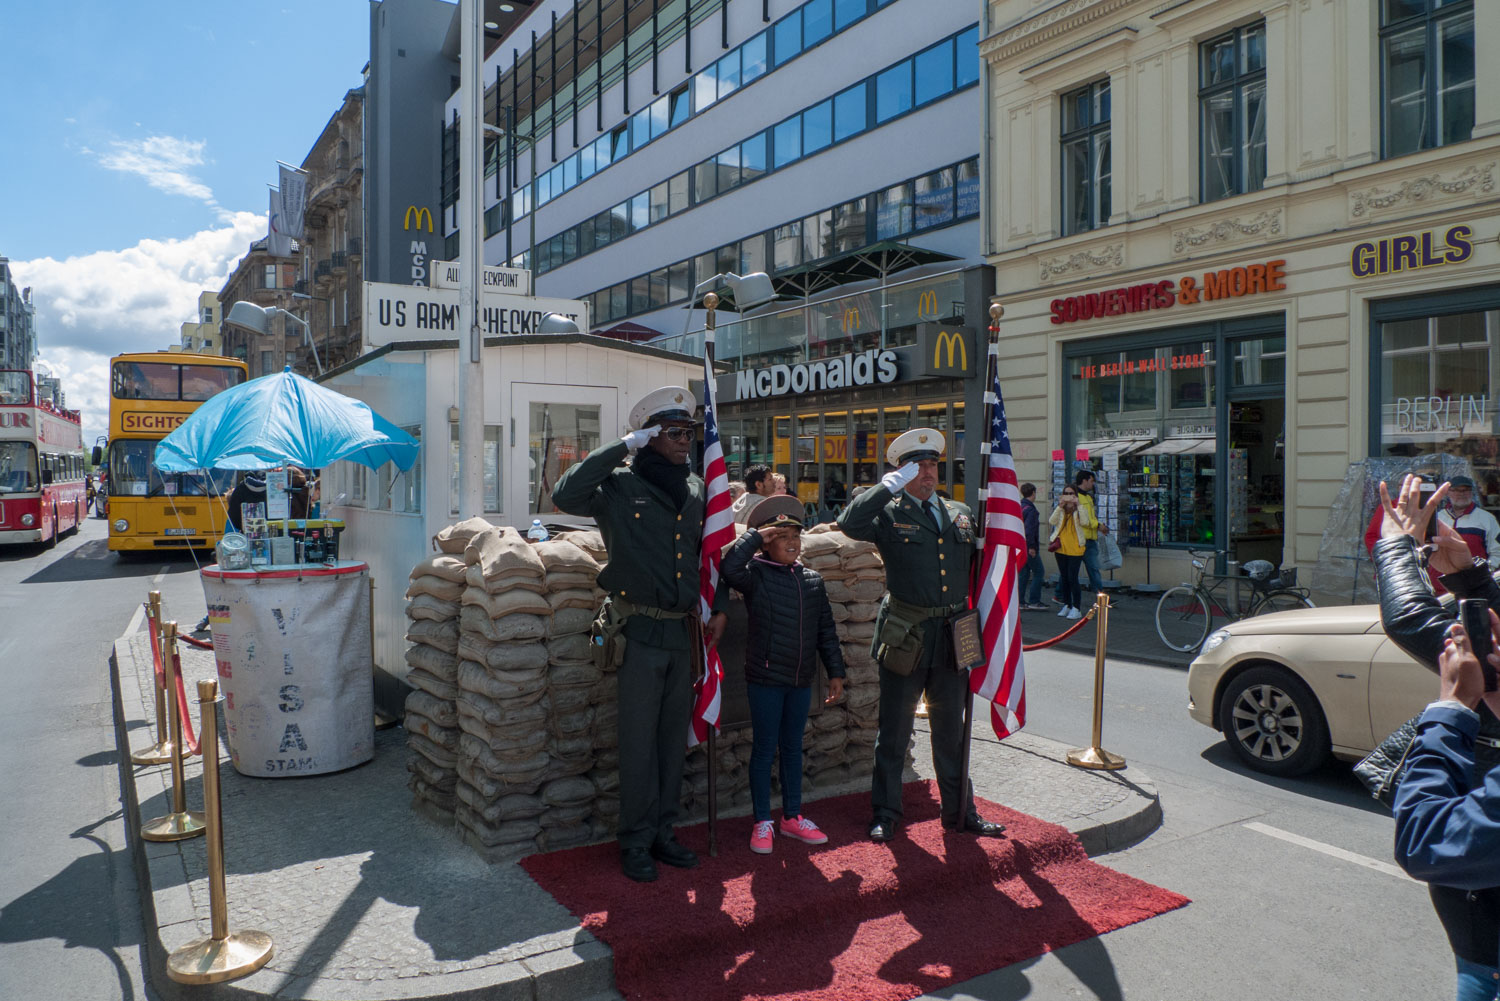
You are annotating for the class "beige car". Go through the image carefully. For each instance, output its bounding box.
[1187,602,1438,776]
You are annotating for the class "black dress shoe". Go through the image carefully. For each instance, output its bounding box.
[951,815,1006,838]
[620,847,658,882]
[650,838,699,869]
[867,818,897,842]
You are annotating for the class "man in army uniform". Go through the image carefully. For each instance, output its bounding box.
[553,386,728,882]
[838,428,1007,843]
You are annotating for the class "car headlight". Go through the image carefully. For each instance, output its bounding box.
[1201,629,1231,654]
[114,518,129,533]
[20,513,34,526]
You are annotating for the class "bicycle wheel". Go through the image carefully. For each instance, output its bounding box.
[1250,590,1315,616]
[1156,586,1212,652]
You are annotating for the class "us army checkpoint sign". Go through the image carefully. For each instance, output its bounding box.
[363,280,590,348]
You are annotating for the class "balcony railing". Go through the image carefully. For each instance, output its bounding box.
[314,260,333,282]
[346,237,362,258]
[331,251,348,273]
[294,279,308,294]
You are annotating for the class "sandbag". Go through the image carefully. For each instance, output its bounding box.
[556,529,607,562]
[547,588,599,611]
[408,775,457,811]
[549,661,602,687]
[536,824,595,850]
[828,601,850,622]
[405,711,460,751]
[456,711,549,754]
[455,805,541,846]
[456,636,550,674]
[459,606,549,645]
[850,579,887,601]
[547,633,593,664]
[405,642,459,680]
[800,534,840,558]
[433,516,493,554]
[843,620,876,642]
[457,660,547,702]
[406,575,465,602]
[459,733,553,780]
[462,589,551,623]
[405,689,458,729]
[407,731,458,770]
[408,593,461,622]
[544,571,598,592]
[535,538,600,573]
[548,606,595,637]
[538,804,593,828]
[406,618,459,654]
[406,666,460,702]
[843,549,882,570]
[457,757,540,800]
[463,566,548,595]
[548,704,595,733]
[407,754,458,791]
[455,687,549,729]
[541,775,595,807]
[457,785,547,823]
[847,602,881,622]
[411,554,469,583]
[467,526,545,580]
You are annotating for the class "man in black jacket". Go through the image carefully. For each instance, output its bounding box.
[552,386,727,883]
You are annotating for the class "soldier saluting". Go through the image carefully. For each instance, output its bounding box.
[552,386,728,883]
[838,428,1007,843]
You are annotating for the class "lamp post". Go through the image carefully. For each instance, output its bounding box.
[681,271,776,353]
[457,0,486,518]
[226,301,324,376]
[291,290,333,370]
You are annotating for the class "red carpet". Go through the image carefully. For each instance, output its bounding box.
[522,780,1189,1001]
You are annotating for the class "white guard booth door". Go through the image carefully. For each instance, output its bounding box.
[509,383,617,521]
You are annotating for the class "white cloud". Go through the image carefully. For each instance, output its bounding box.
[12,211,267,446]
[94,135,230,217]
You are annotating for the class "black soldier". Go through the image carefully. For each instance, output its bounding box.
[552,386,728,882]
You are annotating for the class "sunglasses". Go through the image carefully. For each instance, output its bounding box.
[659,427,695,441]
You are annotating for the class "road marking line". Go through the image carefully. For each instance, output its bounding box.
[123,600,145,639]
[1244,821,1414,882]
[152,567,168,584]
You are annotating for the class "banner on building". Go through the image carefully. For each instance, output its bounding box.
[267,188,295,258]
[278,164,308,240]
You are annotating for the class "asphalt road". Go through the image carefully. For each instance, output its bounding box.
[0,518,208,1001]
[922,640,1455,1000]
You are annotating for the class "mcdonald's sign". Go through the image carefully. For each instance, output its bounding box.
[917,289,940,319]
[403,205,434,233]
[915,323,974,378]
[841,307,861,334]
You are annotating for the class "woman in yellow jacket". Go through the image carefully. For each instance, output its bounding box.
[1049,484,1095,620]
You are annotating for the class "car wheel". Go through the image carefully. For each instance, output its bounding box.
[1217,664,1330,776]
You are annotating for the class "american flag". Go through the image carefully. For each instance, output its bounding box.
[970,337,1028,739]
[690,344,735,746]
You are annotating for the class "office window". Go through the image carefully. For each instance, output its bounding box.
[630,107,651,150]
[740,132,768,183]
[774,222,802,271]
[668,261,691,302]
[834,82,867,141]
[957,158,981,217]
[773,11,802,66]
[262,264,277,289]
[719,146,743,191]
[773,116,802,168]
[260,350,274,377]
[629,191,649,231]
[693,159,718,202]
[649,181,670,223]
[594,208,614,249]
[649,96,670,139]
[804,210,832,264]
[956,25,979,88]
[1200,21,1266,203]
[611,125,630,162]
[563,156,577,189]
[668,85,691,128]
[875,182,913,239]
[668,170,691,213]
[717,49,741,100]
[803,100,833,154]
[579,216,596,255]
[695,63,718,113]
[593,134,612,170]
[1382,0,1475,157]
[875,62,912,123]
[803,0,832,45]
[1060,79,1112,235]
[741,234,769,276]
[610,202,630,241]
[914,38,954,106]
[834,0,866,31]
[833,198,868,252]
[741,32,768,86]
[609,283,628,320]
[630,276,652,314]
[580,141,597,179]
[716,243,740,278]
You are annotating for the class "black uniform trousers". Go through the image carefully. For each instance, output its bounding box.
[615,626,693,851]
[870,617,974,827]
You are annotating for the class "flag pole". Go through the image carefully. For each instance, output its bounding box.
[703,290,720,859]
[959,301,1004,818]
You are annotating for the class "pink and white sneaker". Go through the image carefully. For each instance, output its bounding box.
[750,820,775,854]
[779,815,829,846]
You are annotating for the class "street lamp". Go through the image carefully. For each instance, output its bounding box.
[226,301,324,376]
[681,271,777,340]
[537,312,581,334]
[291,290,334,370]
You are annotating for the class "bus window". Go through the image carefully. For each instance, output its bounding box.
[112,362,180,400]
[110,440,164,496]
[181,364,241,401]
[0,442,37,492]
[0,371,32,405]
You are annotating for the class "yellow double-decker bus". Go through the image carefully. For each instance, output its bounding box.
[97,351,248,554]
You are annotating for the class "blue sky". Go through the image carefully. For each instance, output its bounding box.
[3,0,392,443]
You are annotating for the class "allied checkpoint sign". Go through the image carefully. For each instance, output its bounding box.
[429,259,533,296]
[363,280,590,348]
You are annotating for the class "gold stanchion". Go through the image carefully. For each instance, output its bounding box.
[1067,592,1127,770]
[167,679,274,984]
[131,591,175,765]
[141,621,207,841]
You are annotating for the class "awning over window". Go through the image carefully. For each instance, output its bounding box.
[1076,436,1156,457]
[1140,435,1215,456]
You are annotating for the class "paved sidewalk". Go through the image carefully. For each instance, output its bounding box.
[1028,587,1195,670]
[113,626,1162,1001]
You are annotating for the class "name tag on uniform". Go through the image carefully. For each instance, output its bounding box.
[630,497,650,505]
[893,521,920,535]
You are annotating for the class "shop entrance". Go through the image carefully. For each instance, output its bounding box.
[1227,393,1285,567]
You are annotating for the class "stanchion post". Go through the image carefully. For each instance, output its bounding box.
[167,679,274,984]
[1066,592,1127,770]
[141,621,207,841]
[131,591,174,765]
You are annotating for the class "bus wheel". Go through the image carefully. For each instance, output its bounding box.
[45,505,59,549]
[71,501,82,535]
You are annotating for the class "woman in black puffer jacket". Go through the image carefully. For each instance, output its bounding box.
[720,496,845,855]
[1375,475,1500,998]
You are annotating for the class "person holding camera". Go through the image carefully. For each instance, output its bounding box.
[1375,474,1500,999]
[1049,484,1093,621]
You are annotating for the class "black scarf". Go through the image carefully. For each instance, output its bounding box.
[632,447,691,510]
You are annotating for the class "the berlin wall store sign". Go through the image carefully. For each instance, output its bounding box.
[1050,259,1288,325]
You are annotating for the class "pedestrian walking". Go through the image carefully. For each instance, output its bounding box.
[1075,469,1107,593]
[552,385,729,883]
[1049,485,1091,620]
[838,427,1006,843]
[1018,483,1046,609]
[720,495,845,855]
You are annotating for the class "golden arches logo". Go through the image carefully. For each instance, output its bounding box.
[933,329,967,370]
[917,290,939,319]
[403,205,434,232]
[841,307,861,334]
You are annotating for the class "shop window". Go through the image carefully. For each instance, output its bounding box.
[875,61,913,123]
[1230,335,1285,387]
[914,37,954,107]
[803,0,833,46]
[1382,0,1475,158]
[1199,21,1267,203]
[853,409,880,489]
[834,82,867,142]
[914,167,955,230]
[773,116,801,169]
[1378,307,1498,460]
[803,100,832,154]
[876,182,914,240]
[773,10,801,67]
[1060,79,1112,236]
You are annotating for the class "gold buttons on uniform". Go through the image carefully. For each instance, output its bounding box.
[634,512,641,518]
[676,533,681,540]
[943,585,949,592]
[939,553,945,560]
[938,537,944,545]
[676,572,682,578]
[677,553,682,559]
[940,569,947,576]
[677,515,682,521]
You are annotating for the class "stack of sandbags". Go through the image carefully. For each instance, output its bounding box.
[450,526,555,859]
[404,553,468,820]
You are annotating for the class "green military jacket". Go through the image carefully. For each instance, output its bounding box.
[838,485,977,611]
[552,438,716,649]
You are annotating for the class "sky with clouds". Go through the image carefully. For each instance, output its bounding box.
[2,1,378,446]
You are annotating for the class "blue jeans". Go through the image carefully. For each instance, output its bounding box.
[1018,552,1045,604]
[747,681,813,822]
[1458,957,1500,1001]
[1082,538,1103,590]
[1055,553,1083,610]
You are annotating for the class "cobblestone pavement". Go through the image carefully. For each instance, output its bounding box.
[117,625,1160,1000]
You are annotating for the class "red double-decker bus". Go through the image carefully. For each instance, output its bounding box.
[0,369,87,547]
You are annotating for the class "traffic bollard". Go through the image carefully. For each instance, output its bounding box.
[166,679,274,984]
[130,591,174,766]
[1066,592,1127,771]
[140,621,207,842]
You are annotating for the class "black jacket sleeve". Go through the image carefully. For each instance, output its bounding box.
[815,582,846,679]
[837,484,891,543]
[1376,535,1500,672]
[720,528,761,596]
[551,438,628,517]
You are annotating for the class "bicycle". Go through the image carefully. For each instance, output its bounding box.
[1154,548,1315,653]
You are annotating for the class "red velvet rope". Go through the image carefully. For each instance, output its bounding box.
[179,634,213,650]
[1021,607,1097,651]
[171,645,201,756]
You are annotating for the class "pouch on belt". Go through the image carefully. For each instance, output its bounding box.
[590,597,628,670]
[873,597,924,676]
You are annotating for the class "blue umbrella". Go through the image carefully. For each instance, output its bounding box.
[153,367,419,473]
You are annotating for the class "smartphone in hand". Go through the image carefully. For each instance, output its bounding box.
[1459,598,1498,692]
